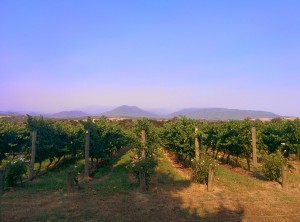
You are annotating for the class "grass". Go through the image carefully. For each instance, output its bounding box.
[155,149,189,185]
[93,149,137,195]
[287,171,300,184]
[2,148,300,222]
[216,165,259,192]
[24,169,68,191]
[24,159,83,191]
[94,147,130,179]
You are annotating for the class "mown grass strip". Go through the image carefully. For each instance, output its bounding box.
[93,149,137,195]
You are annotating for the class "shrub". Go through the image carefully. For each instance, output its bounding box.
[5,158,28,187]
[262,151,287,181]
[192,153,218,184]
[129,155,158,185]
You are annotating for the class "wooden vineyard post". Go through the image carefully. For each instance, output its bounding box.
[282,164,288,191]
[140,129,146,191]
[251,127,257,171]
[29,130,37,180]
[195,127,200,161]
[207,165,215,192]
[84,129,90,178]
[141,129,146,158]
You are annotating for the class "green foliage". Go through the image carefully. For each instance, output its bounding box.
[262,151,287,181]
[191,153,218,184]
[0,120,29,162]
[161,116,197,160]
[26,116,86,170]
[129,119,160,187]
[2,114,300,188]
[261,120,300,155]
[261,121,285,153]
[130,118,160,157]
[199,119,299,165]
[5,158,28,187]
[81,117,130,166]
[129,155,158,185]
[202,120,254,159]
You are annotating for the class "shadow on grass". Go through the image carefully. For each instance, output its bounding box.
[149,170,245,222]
[91,147,138,195]
[218,157,269,183]
[2,147,246,222]
[81,147,246,221]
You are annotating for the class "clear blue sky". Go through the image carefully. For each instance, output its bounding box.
[1,0,300,116]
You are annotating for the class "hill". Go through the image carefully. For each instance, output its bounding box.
[48,110,88,119]
[0,111,20,116]
[80,105,114,115]
[167,108,280,120]
[0,106,283,120]
[102,105,157,118]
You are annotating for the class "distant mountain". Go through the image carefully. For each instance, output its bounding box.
[49,110,88,119]
[102,105,157,118]
[0,106,283,120]
[0,110,44,116]
[0,111,20,115]
[80,105,114,115]
[20,111,43,116]
[167,108,280,120]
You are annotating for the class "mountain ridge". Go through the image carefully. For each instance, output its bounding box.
[48,110,88,118]
[0,106,285,120]
[167,107,280,120]
[101,105,157,118]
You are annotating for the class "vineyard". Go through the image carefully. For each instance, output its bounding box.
[0,116,300,221]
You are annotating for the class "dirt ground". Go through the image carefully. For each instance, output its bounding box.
[1,150,300,222]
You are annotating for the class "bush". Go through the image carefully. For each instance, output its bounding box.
[5,158,28,187]
[129,155,158,185]
[262,151,287,181]
[192,153,218,184]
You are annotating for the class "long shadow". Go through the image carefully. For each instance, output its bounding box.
[89,150,245,221]
[218,158,269,182]
[150,171,245,222]
[2,148,245,222]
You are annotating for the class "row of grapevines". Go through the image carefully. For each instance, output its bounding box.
[0,116,132,171]
[161,117,300,164]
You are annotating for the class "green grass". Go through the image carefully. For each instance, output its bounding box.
[93,149,137,195]
[155,149,189,185]
[94,148,130,179]
[24,158,84,191]
[217,165,258,192]
[24,167,70,191]
[93,164,111,179]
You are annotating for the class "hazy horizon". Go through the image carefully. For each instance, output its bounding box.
[1,1,300,117]
[0,104,292,118]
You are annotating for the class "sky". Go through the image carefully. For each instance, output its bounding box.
[1,0,300,116]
